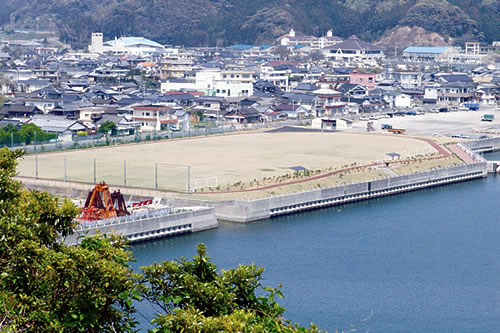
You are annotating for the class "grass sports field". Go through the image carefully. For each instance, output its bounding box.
[17,130,439,192]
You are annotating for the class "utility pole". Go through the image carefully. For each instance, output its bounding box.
[34,131,38,179]
[187,165,191,194]
[123,160,127,186]
[154,162,158,190]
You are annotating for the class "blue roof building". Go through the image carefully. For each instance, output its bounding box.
[402,46,458,61]
[403,46,453,54]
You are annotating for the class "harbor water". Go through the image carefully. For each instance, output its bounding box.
[132,155,500,332]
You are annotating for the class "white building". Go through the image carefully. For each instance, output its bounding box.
[400,72,422,89]
[131,105,178,131]
[161,68,254,98]
[394,93,412,108]
[88,33,165,55]
[279,29,342,51]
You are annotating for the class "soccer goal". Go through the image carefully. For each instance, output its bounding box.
[192,177,218,190]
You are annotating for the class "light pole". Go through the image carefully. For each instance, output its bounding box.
[34,131,38,179]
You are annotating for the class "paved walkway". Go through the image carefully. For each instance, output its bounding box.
[447,144,477,164]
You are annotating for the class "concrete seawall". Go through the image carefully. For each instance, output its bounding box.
[64,207,219,245]
[462,137,500,153]
[168,161,487,222]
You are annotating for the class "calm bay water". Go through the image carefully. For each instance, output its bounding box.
[132,159,500,332]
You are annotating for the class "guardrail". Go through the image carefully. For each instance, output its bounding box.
[457,143,487,163]
[76,207,172,230]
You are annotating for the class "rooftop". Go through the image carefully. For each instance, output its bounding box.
[104,37,164,49]
[403,46,453,54]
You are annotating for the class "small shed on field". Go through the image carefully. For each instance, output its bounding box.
[312,117,353,130]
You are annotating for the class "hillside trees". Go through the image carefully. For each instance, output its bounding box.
[2,0,499,46]
[400,0,479,37]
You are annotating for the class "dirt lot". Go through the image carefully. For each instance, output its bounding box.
[17,131,437,192]
[353,105,500,136]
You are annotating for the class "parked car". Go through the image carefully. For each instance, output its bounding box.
[439,107,449,112]
[406,111,417,116]
[381,123,392,130]
[359,116,369,121]
[394,111,406,116]
[428,108,439,113]
[464,103,479,111]
[449,106,458,112]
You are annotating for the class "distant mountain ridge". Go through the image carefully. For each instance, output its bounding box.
[0,0,498,48]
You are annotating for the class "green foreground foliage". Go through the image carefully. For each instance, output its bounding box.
[0,147,139,332]
[139,243,322,332]
[0,147,324,332]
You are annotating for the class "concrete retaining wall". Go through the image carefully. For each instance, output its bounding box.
[208,162,487,222]
[462,137,500,152]
[64,207,218,245]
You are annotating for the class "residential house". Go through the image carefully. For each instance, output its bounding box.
[225,107,262,123]
[18,79,51,93]
[29,115,87,141]
[49,103,80,119]
[131,105,178,131]
[94,113,138,135]
[399,72,423,89]
[338,83,369,100]
[438,82,475,105]
[349,70,375,89]
[275,104,310,119]
[475,85,498,105]
[79,107,109,127]
[66,79,91,92]
[24,97,60,114]
[0,104,41,118]
[195,96,226,112]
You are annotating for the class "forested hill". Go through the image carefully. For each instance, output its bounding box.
[0,0,498,48]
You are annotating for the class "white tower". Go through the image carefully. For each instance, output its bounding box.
[327,30,333,37]
[289,28,295,37]
[89,32,104,53]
